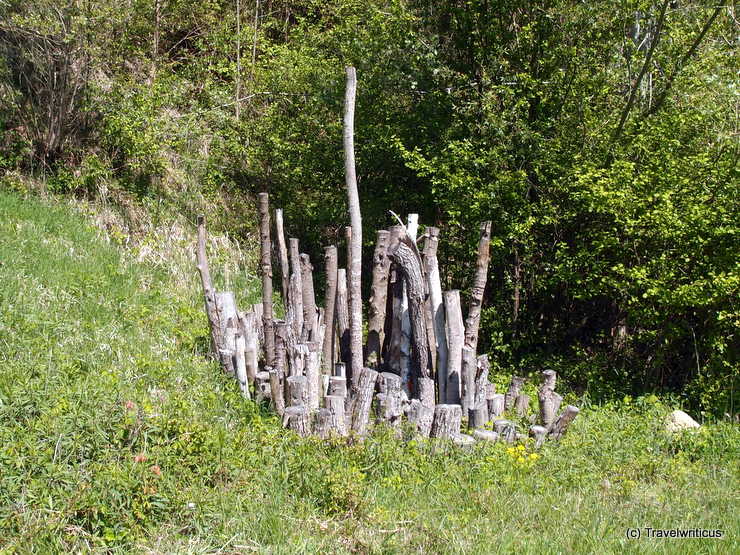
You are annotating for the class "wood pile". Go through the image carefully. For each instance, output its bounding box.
[195,194,579,445]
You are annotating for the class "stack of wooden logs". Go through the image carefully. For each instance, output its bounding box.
[195,193,579,445]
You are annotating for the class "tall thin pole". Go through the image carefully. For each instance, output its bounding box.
[343,67,363,388]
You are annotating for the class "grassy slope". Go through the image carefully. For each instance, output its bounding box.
[0,190,737,554]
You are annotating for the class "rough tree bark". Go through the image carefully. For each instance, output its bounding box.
[343,66,364,390]
[321,246,338,374]
[431,404,462,439]
[288,238,303,339]
[366,230,391,367]
[196,216,224,361]
[300,253,318,342]
[464,221,492,355]
[258,193,275,366]
[335,268,351,376]
[387,229,431,394]
[350,367,378,436]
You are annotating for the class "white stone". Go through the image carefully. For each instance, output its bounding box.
[665,410,700,432]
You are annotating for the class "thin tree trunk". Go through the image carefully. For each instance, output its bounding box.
[235,0,241,120]
[343,66,363,390]
[321,245,338,374]
[425,229,448,401]
[274,208,290,305]
[335,268,351,376]
[258,193,276,366]
[464,221,492,354]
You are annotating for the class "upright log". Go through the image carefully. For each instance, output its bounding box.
[461,346,476,414]
[328,376,347,398]
[288,238,303,339]
[286,375,309,407]
[274,208,290,305]
[325,395,348,436]
[505,376,525,411]
[529,425,547,449]
[376,372,403,427]
[464,221,492,354]
[283,406,311,437]
[305,342,321,409]
[550,405,580,439]
[258,193,276,366]
[350,367,378,436]
[425,231,449,402]
[269,368,285,417]
[300,254,318,341]
[444,290,464,404]
[387,230,431,388]
[240,311,259,384]
[234,330,250,398]
[196,216,225,363]
[474,354,490,411]
[421,228,439,375]
[431,404,462,439]
[538,369,560,428]
[408,400,434,437]
[321,246,338,374]
[515,394,531,418]
[335,268,351,376]
[343,67,364,391]
[366,230,391,367]
[274,320,289,377]
[215,291,238,375]
[489,394,505,417]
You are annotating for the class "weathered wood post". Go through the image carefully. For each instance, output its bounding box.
[283,406,311,436]
[505,376,525,411]
[538,369,562,428]
[335,268,351,374]
[288,238,303,339]
[529,425,547,449]
[274,208,290,305]
[343,66,364,390]
[350,367,378,436]
[550,406,580,439]
[366,230,391,367]
[325,395,348,436]
[421,228,439,375]
[269,368,285,417]
[286,375,309,407]
[444,290,464,404]
[258,193,276,366]
[461,346,476,415]
[215,291,238,375]
[431,404,462,439]
[300,253,318,342]
[388,229,431,396]
[321,246,338,374]
[515,394,531,418]
[240,311,259,385]
[464,221,492,354]
[196,216,227,366]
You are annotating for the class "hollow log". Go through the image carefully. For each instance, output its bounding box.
[366,230,391,367]
[431,404,462,439]
[321,246,338,374]
[387,229,431,388]
[464,221,492,354]
[258,193,276,366]
[443,290,464,404]
[274,208,290,305]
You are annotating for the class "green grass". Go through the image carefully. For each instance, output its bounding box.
[0,189,738,553]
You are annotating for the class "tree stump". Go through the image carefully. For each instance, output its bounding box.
[324,395,348,436]
[350,367,379,436]
[550,405,580,439]
[443,291,464,404]
[505,376,525,411]
[431,404,462,439]
[283,406,310,437]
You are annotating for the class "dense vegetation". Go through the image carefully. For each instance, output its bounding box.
[1,191,738,551]
[1,1,737,412]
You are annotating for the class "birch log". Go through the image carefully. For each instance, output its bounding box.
[350,367,378,436]
[274,208,290,304]
[321,246,338,374]
[444,290,464,404]
[366,230,391,367]
[258,193,275,366]
[464,221,492,354]
[343,67,363,391]
[288,238,303,339]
